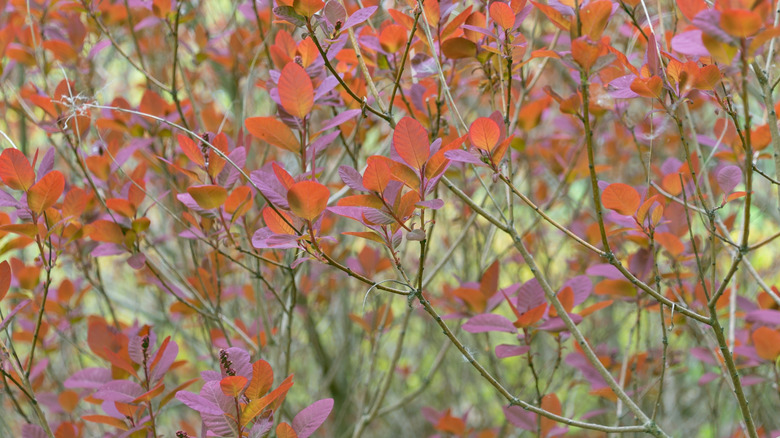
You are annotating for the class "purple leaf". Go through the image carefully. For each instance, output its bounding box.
[151,340,179,382]
[671,30,709,58]
[495,344,530,358]
[94,380,145,403]
[503,405,536,430]
[698,372,719,385]
[462,313,517,333]
[339,166,367,192]
[320,109,361,132]
[323,0,347,27]
[22,425,47,438]
[176,390,224,416]
[0,299,30,332]
[716,165,742,194]
[343,6,378,30]
[538,314,583,332]
[516,278,545,313]
[562,276,592,306]
[746,309,780,325]
[292,398,334,438]
[416,199,444,209]
[64,367,112,389]
[586,263,622,279]
[36,148,55,180]
[444,149,484,165]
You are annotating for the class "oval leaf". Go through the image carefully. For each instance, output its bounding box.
[393,117,430,171]
[27,171,65,214]
[292,398,334,438]
[602,183,640,216]
[288,180,330,221]
[469,117,501,151]
[0,149,36,191]
[245,117,300,152]
[187,185,228,210]
[279,62,314,119]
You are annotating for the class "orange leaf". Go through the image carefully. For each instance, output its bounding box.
[530,1,571,31]
[88,220,125,244]
[177,134,205,167]
[571,37,601,71]
[187,185,228,209]
[245,117,300,152]
[276,422,298,438]
[578,299,613,317]
[288,180,329,221]
[379,24,408,53]
[27,171,65,215]
[393,117,430,171]
[654,232,685,256]
[106,198,137,218]
[676,0,706,22]
[442,37,477,59]
[246,360,274,399]
[540,394,562,437]
[580,0,611,39]
[225,186,253,217]
[83,415,129,429]
[720,9,763,38]
[602,183,640,216]
[0,149,36,191]
[549,286,574,317]
[207,132,229,178]
[630,76,663,98]
[514,303,547,327]
[469,117,501,151]
[263,207,296,235]
[293,0,323,17]
[752,327,780,361]
[220,375,248,397]
[132,383,166,403]
[0,260,10,301]
[490,2,516,29]
[279,62,314,119]
[595,279,636,297]
[363,156,392,193]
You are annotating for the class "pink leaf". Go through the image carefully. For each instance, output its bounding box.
[292,398,334,438]
[462,313,517,333]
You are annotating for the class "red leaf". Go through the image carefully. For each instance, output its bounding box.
[393,117,430,171]
[469,117,501,151]
[177,134,205,167]
[279,62,314,119]
[187,185,228,210]
[490,2,516,29]
[220,375,248,397]
[540,394,562,437]
[602,183,640,216]
[245,117,300,152]
[27,171,65,214]
[0,261,10,302]
[288,180,329,221]
[0,149,36,191]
